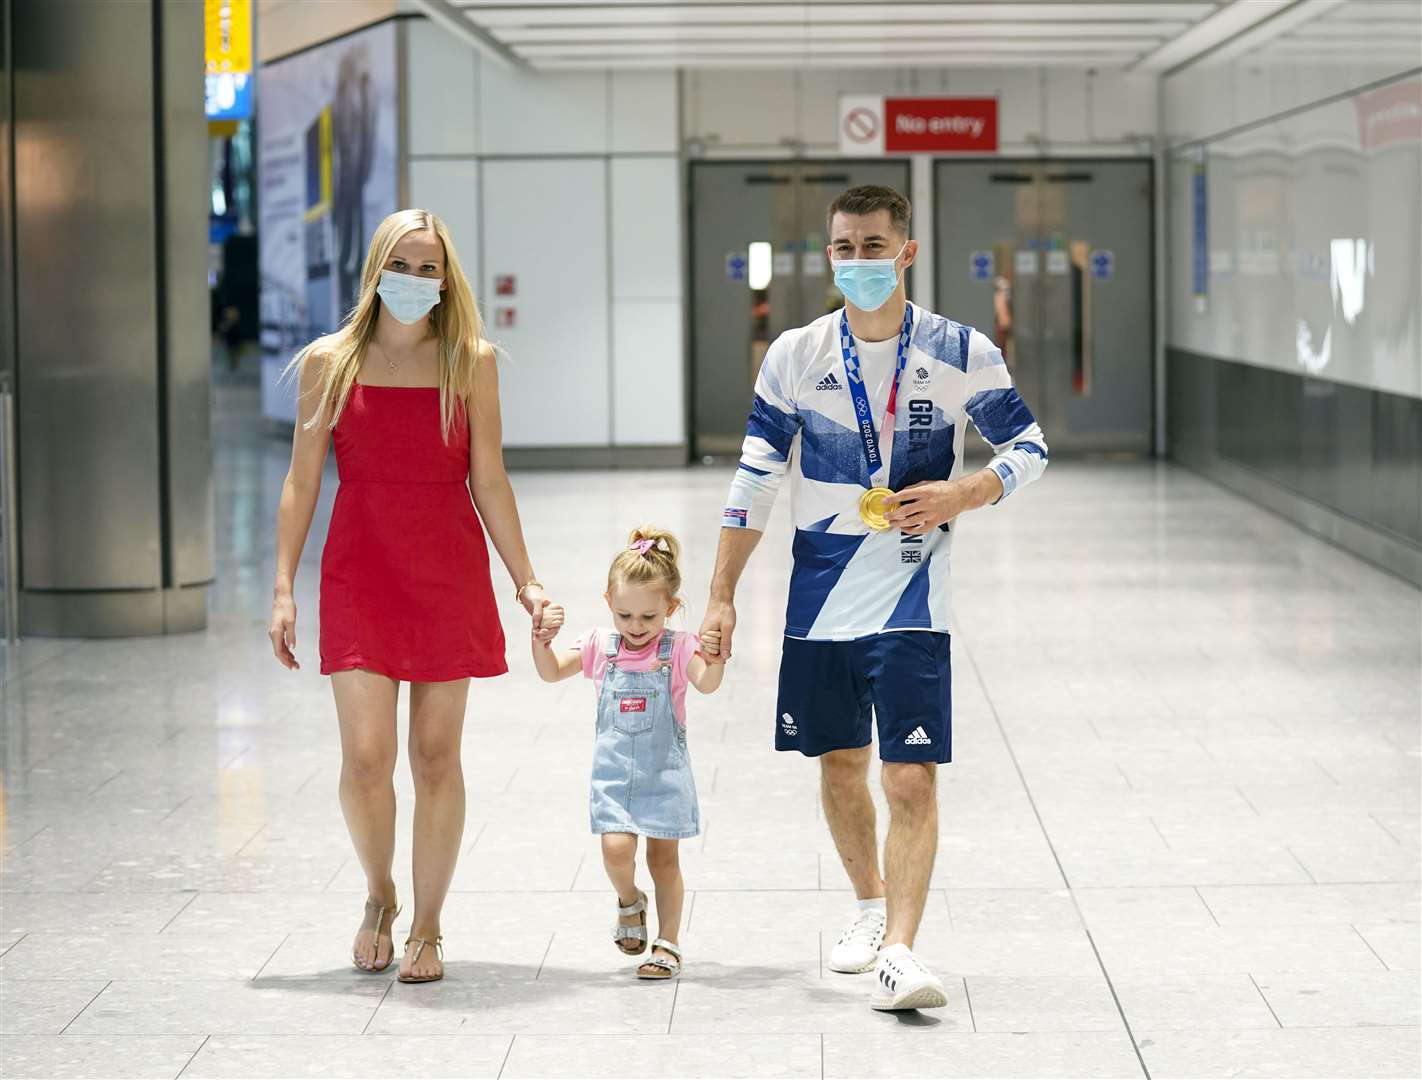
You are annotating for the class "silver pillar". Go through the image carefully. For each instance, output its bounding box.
[11,0,212,637]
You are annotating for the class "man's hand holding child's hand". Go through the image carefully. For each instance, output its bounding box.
[699,628,725,664]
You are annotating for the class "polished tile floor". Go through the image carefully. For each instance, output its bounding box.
[2,381,1419,1079]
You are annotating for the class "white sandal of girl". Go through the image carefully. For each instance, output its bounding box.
[636,938,682,980]
[612,891,649,956]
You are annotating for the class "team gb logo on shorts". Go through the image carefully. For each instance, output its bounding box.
[781,712,798,736]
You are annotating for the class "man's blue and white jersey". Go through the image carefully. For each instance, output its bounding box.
[723,303,1047,641]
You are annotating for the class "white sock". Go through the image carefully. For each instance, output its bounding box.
[857,897,886,912]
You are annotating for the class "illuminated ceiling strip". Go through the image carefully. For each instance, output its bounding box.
[493,24,1187,43]
[515,39,1153,56]
[1131,0,1295,73]
[408,0,527,67]
[1191,0,1353,69]
[528,53,1145,69]
[462,3,1215,27]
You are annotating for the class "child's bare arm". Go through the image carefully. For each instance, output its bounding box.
[531,602,582,682]
[688,630,726,694]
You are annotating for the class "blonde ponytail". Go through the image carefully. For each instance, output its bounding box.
[608,526,683,607]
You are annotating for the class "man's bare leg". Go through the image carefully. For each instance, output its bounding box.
[880,761,938,948]
[820,746,885,899]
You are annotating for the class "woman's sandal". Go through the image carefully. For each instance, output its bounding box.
[636,938,682,980]
[351,897,402,974]
[612,890,649,956]
[397,935,444,984]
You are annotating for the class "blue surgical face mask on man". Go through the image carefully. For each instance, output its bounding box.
[832,241,908,312]
[377,269,443,324]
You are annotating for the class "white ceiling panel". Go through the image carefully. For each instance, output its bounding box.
[533,53,1146,69]
[462,3,1216,28]
[517,39,1150,56]
[433,1,1368,73]
[494,22,1190,43]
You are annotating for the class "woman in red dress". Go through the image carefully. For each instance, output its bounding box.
[267,209,548,983]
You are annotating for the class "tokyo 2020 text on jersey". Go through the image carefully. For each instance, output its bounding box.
[722,303,1048,641]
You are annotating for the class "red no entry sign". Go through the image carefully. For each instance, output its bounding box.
[884,98,997,153]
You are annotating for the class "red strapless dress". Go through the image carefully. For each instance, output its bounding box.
[319,383,508,682]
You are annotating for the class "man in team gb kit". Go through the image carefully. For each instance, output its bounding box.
[698,185,1047,1011]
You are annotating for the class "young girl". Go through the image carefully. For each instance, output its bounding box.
[534,527,724,979]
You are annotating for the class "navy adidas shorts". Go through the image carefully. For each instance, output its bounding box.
[775,632,952,764]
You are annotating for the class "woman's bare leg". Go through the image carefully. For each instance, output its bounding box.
[402,677,471,979]
[332,669,400,970]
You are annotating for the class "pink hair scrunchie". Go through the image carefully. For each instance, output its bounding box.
[629,538,656,556]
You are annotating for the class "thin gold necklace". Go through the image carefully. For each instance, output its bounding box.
[372,340,408,375]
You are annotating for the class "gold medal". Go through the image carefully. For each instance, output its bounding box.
[859,487,898,531]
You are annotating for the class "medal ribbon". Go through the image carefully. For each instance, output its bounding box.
[839,304,915,489]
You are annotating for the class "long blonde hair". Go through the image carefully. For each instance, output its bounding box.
[286,208,486,440]
[608,526,683,609]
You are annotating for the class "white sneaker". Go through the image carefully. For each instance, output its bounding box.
[828,905,886,973]
[870,943,948,1011]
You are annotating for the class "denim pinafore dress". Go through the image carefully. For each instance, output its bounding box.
[590,630,700,840]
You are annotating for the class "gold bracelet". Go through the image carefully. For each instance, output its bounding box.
[515,580,543,605]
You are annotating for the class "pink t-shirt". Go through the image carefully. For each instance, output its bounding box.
[576,629,700,726]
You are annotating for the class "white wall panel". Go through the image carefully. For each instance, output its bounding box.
[407,18,478,156]
[1165,53,1422,148]
[1165,80,1422,399]
[612,301,684,445]
[1043,68,1155,144]
[992,69,1046,145]
[408,160,480,284]
[611,71,679,153]
[610,157,685,444]
[479,66,608,155]
[684,69,798,150]
[1162,1,1422,398]
[610,157,681,301]
[483,160,610,445]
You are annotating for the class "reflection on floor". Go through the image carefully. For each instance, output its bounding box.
[2,381,1419,1079]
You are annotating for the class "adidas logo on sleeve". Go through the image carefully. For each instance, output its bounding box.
[904,726,932,746]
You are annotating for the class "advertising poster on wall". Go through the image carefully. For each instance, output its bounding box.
[257,21,398,423]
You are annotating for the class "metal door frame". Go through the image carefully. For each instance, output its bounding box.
[932,156,1157,454]
[686,157,913,460]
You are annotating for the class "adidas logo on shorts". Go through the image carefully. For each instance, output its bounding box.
[904,726,932,746]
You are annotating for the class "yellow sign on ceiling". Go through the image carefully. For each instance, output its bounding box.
[205,0,252,76]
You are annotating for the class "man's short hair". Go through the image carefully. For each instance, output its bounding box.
[826,185,912,239]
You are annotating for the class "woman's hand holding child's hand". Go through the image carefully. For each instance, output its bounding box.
[529,601,579,682]
[535,602,564,645]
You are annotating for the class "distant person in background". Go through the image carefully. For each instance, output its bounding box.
[993,273,1014,366]
[268,208,549,984]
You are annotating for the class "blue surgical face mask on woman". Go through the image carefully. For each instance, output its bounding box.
[832,242,908,312]
[377,269,443,324]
